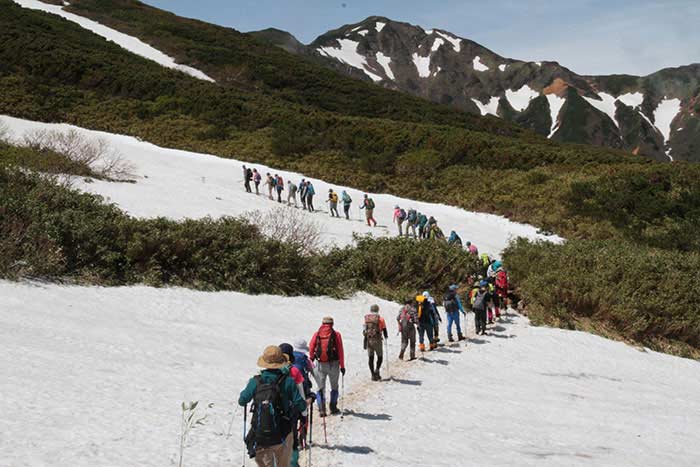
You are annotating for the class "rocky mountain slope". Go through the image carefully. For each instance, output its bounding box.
[262,16,699,162]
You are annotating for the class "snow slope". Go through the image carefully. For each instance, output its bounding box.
[471,97,500,117]
[412,52,432,78]
[12,0,214,82]
[546,94,566,138]
[505,85,539,112]
[375,52,395,80]
[473,56,489,72]
[583,92,619,128]
[318,39,383,82]
[1,115,560,256]
[3,280,699,467]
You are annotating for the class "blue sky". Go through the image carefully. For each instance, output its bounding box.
[143,0,699,76]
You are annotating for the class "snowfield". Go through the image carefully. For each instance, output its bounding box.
[546,94,566,138]
[472,97,500,117]
[2,280,700,467]
[1,115,559,256]
[505,85,540,113]
[318,39,383,82]
[12,0,214,82]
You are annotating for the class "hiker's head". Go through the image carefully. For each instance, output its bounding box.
[322,316,334,326]
[422,291,430,299]
[364,194,368,198]
[256,345,289,370]
[404,297,414,305]
[329,189,333,193]
[294,339,309,352]
[466,241,471,246]
[370,304,379,313]
[394,205,399,209]
[479,280,489,289]
[449,284,458,291]
[278,343,294,364]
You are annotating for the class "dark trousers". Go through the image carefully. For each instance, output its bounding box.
[399,326,416,359]
[344,203,351,219]
[254,181,260,194]
[244,180,251,192]
[474,308,487,334]
[307,194,314,211]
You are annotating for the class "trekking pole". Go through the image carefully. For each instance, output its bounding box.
[242,403,247,467]
[308,401,313,467]
[322,409,328,445]
[385,338,390,377]
[340,374,345,420]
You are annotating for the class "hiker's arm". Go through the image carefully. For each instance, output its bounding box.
[238,378,256,406]
[308,333,318,361]
[337,333,345,370]
[290,380,307,414]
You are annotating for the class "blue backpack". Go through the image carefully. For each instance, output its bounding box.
[292,351,312,396]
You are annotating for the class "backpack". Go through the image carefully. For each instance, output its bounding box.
[496,271,508,290]
[444,290,459,313]
[254,172,261,182]
[398,306,415,331]
[250,373,288,447]
[277,177,284,188]
[292,351,312,396]
[473,291,488,311]
[407,209,417,222]
[246,168,253,179]
[271,177,277,187]
[364,314,381,340]
[398,209,407,220]
[342,193,352,204]
[314,330,338,362]
[367,198,375,210]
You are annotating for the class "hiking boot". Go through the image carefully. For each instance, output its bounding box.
[329,402,340,415]
[458,333,466,341]
[373,371,381,381]
[409,356,417,361]
[419,343,426,352]
[429,342,437,351]
[398,352,404,360]
[448,335,455,343]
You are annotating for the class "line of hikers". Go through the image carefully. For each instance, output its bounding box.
[238,263,509,467]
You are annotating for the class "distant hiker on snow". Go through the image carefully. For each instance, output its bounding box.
[239,345,306,467]
[494,266,509,319]
[305,181,316,211]
[424,291,442,344]
[406,208,418,239]
[253,168,262,195]
[264,173,274,200]
[360,194,377,227]
[328,189,340,217]
[471,280,493,335]
[274,174,284,203]
[364,304,388,381]
[393,205,407,236]
[243,165,253,193]
[418,212,429,239]
[299,180,307,210]
[397,298,418,360]
[443,284,466,342]
[287,180,298,207]
[341,190,352,220]
[416,293,436,352]
[466,241,478,256]
[309,317,345,417]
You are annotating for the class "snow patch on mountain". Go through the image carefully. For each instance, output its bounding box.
[318,39,383,82]
[2,115,560,254]
[498,64,507,72]
[375,52,395,80]
[11,0,214,82]
[617,92,644,109]
[376,21,386,32]
[473,56,489,72]
[431,38,445,52]
[357,29,368,37]
[412,52,432,78]
[471,97,500,117]
[654,98,682,160]
[546,94,566,138]
[583,92,619,128]
[434,31,461,52]
[506,85,539,112]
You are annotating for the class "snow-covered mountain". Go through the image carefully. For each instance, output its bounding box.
[257,16,700,162]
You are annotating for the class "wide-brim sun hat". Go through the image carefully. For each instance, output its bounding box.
[257,345,290,369]
[294,339,309,352]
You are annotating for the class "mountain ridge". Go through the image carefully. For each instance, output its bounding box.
[259,16,699,162]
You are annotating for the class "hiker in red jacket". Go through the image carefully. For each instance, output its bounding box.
[309,316,345,417]
[494,267,509,318]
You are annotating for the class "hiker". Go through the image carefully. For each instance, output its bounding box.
[244,165,253,193]
[418,212,429,239]
[341,190,352,220]
[309,317,345,417]
[364,304,388,381]
[299,180,307,210]
[264,173,274,200]
[253,169,262,195]
[424,291,442,344]
[448,231,462,247]
[406,208,418,239]
[360,194,377,227]
[494,266,509,319]
[471,281,493,335]
[239,345,306,467]
[279,342,314,467]
[416,293,435,351]
[306,181,316,211]
[429,223,445,240]
[466,241,478,256]
[443,285,466,342]
[287,180,298,207]
[393,205,407,236]
[396,298,418,360]
[328,189,340,217]
[274,174,284,203]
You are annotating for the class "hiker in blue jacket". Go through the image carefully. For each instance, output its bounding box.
[239,345,306,467]
[306,182,316,212]
[443,284,466,342]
